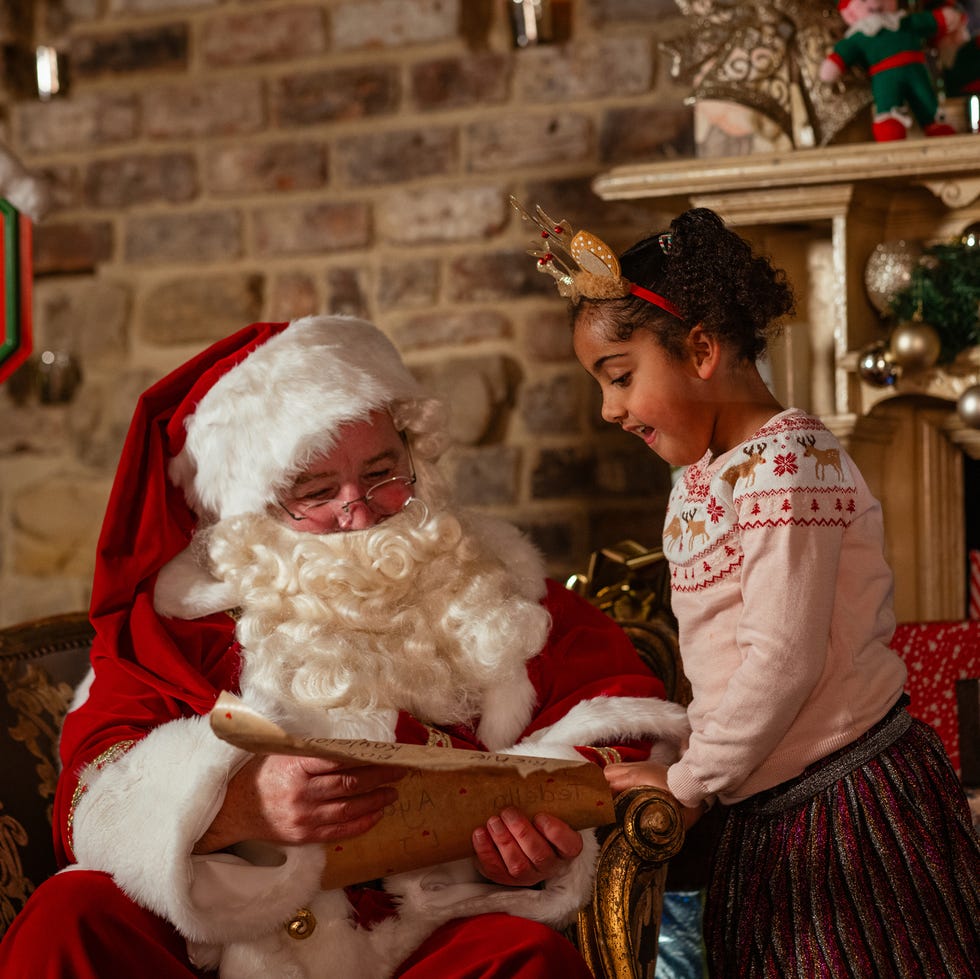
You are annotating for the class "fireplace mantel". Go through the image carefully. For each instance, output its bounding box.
[593,136,980,621]
[593,136,980,209]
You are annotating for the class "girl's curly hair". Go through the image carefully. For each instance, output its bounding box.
[575,208,795,362]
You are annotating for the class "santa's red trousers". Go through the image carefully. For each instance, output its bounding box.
[0,870,594,978]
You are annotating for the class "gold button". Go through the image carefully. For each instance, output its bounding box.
[285,907,316,940]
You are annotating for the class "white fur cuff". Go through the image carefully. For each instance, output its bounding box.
[70,715,320,944]
[513,695,690,764]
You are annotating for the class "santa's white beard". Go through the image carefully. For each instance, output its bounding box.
[205,502,551,730]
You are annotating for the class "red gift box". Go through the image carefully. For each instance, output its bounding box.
[890,620,980,777]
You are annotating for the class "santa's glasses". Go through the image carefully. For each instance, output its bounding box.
[278,434,416,526]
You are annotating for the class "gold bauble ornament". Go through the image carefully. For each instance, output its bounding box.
[864,240,923,316]
[888,319,941,372]
[857,341,900,387]
[957,384,980,429]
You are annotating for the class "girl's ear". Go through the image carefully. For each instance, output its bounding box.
[685,323,721,379]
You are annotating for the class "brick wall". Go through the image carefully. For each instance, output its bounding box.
[0,0,693,624]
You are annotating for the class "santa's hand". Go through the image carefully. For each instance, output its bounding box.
[471,807,584,887]
[194,753,403,853]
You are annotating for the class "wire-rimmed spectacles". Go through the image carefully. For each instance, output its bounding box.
[279,434,416,525]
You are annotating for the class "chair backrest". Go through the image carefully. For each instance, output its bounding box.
[567,540,689,707]
[0,612,94,936]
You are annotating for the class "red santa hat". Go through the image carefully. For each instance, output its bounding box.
[168,315,435,521]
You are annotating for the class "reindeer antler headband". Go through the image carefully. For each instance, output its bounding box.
[510,196,683,320]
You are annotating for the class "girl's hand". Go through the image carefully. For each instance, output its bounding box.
[603,761,706,831]
[604,760,669,794]
[194,753,404,853]
[471,807,584,887]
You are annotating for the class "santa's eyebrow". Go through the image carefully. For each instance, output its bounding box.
[292,447,402,488]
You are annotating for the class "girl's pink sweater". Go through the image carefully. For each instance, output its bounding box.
[663,408,907,807]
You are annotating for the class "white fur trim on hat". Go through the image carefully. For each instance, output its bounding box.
[170,316,434,521]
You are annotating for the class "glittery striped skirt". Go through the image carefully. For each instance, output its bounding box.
[704,698,980,978]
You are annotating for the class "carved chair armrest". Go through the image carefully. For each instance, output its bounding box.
[576,786,686,979]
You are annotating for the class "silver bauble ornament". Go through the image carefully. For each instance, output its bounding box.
[857,341,900,387]
[888,319,942,371]
[957,383,980,428]
[864,240,923,316]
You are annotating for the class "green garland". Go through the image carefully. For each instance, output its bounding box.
[890,239,980,365]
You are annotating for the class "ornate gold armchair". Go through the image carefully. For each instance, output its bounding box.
[568,541,689,979]
[0,542,687,976]
[0,610,93,936]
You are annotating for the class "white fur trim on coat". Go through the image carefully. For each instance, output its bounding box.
[459,511,549,604]
[513,695,691,765]
[154,544,241,620]
[386,831,600,930]
[69,715,322,946]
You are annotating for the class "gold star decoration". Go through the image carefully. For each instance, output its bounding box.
[662,0,873,147]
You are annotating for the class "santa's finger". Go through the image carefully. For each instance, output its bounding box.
[308,766,404,799]
[308,784,398,824]
[310,808,387,844]
[490,811,555,872]
[530,813,584,859]
[471,827,509,877]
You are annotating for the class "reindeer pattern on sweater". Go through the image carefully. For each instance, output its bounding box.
[662,409,857,594]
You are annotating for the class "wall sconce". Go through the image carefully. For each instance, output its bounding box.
[35,44,67,100]
[0,0,70,101]
[35,349,81,403]
[0,42,69,100]
[507,0,571,48]
[6,350,82,405]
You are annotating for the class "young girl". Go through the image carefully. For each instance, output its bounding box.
[533,203,980,976]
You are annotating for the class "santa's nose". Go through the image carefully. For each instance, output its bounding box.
[333,499,376,532]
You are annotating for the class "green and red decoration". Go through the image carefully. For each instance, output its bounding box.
[0,198,33,384]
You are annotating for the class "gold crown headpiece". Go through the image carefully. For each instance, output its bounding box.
[509,196,682,319]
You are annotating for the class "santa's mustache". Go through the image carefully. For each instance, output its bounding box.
[210,500,450,606]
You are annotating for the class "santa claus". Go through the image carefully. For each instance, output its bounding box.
[0,315,687,978]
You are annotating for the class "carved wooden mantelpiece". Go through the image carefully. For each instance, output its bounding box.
[593,136,980,206]
[593,135,980,620]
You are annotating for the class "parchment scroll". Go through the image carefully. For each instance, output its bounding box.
[210,692,615,888]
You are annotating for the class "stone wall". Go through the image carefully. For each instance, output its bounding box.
[0,0,693,625]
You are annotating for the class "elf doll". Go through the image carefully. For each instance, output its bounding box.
[819,0,965,140]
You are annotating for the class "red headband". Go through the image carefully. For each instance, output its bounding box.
[629,283,684,320]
